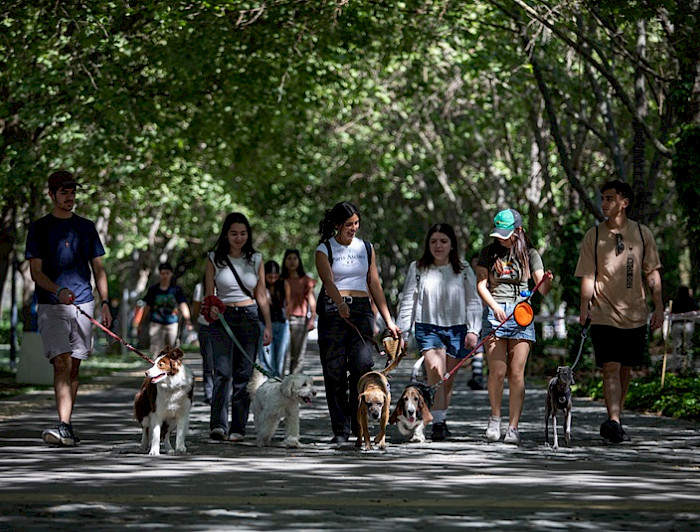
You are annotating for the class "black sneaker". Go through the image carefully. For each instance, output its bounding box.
[42,422,76,447]
[620,423,631,442]
[443,421,453,437]
[600,419,624,443]
[330,434,349,444]
[467,376,485,390]
[431,422,447,441]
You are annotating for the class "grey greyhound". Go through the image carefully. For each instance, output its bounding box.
[544,365,574,449]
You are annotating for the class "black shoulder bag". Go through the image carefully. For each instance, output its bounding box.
[224,257,256,300]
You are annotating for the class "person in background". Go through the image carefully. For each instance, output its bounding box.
[137,262,192,355]
[397,223,482,441]
[192,276,214,404]
[670,286,698,362]
[476,208,552,445]
[467,253,485,390]
[281,249,317,374]
[259,260,290,378]
[26,170,112,447]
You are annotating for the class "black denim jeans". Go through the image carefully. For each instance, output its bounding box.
[209,305,260,435]
[317,297,375,438]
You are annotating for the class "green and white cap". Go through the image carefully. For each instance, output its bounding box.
[489,208,522,239]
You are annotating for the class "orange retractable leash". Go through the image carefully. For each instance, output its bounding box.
[433,270,553,391]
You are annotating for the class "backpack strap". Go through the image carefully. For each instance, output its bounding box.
[638,221,646,263]
[594,225,599,285]
[324,240,333,266]
[364,240,372,290]
[322,238,372,288]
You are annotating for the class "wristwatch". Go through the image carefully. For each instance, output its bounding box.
[101,301,109,307]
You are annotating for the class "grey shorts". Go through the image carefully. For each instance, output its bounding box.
[37,302,95,361]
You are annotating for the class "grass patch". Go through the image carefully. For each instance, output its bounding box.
[573,371,700,421]
[0,345,147,400]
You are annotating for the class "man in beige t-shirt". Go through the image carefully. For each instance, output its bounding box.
[575,180,663,443]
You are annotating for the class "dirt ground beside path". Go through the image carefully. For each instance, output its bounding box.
[1,349,699,531]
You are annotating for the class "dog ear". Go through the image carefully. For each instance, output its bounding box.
[389,393,404,424]
[418,394,433,424]
[169,347,184,360]
[282,376,294,397]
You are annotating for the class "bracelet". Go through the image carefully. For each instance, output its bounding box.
[55,287,66,297]
[101,301,109,306]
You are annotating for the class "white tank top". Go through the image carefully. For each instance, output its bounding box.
[316,237,370,292]
[208,251,261,304]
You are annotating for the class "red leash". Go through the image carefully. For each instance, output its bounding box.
[72,303,154,364]
[437,270,553,386]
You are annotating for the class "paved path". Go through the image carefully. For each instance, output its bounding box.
[1,342,699,531]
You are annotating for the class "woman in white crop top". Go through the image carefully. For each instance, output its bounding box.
[204,212,272,442]
[315,201,400,444]
[397,223,482,441]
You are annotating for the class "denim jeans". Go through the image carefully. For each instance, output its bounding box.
[209,305,260,435]
[260,320,290,378]
[288,315,310,374]
[317,297,375,438]
[197,323,214,403]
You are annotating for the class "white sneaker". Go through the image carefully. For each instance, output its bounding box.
[228,432,244,442]
[485,416,501,442]
[503,427,521,445]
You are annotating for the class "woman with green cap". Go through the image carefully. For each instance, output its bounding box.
[475,208,552,445]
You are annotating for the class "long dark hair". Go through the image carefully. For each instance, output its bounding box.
[417,223,463,274]
[212,212,255,267]
[488,227,534,280]
[318,201,360,243]
[281,249,306,279]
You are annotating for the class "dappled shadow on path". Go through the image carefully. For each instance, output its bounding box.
[1,352,699,530]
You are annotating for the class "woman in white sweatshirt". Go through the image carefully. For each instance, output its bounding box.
[397,223,482,441]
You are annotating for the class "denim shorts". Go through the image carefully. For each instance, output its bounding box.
[481,302,536,342]
[414,322,469,359]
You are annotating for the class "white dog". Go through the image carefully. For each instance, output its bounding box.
[247,370,316,448]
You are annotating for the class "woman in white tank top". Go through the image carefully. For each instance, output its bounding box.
[204,212,272,442]
[315,201,400,444]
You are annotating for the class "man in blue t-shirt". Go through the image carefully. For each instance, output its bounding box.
[25,170,112,447]
[137,262,192,355]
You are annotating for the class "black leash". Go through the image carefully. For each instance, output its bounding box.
[570,316,592,370]
[341,315,386,358]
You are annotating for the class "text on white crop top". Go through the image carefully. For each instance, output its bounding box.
[315,237,371,292]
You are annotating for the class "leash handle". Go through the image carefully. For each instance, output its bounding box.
[439,270,553,384]
[72,303,154,364]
